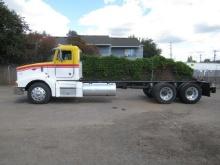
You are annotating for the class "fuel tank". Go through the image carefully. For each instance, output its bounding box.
[83,83,116,96]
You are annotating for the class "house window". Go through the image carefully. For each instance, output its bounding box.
[125,49,135,57]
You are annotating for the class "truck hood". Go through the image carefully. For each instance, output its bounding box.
[16,62,54,71]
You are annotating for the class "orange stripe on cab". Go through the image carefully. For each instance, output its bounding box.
[17,64,80,71]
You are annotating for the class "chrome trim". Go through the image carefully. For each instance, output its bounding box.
[185,87,199,101]
[31,87,46,102]
[160,87,173,101]
[83,83,116,96]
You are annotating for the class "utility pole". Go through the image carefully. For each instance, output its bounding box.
[213,50,220,62]
[214,50,216,62]
[200,54,202,63]
[169,41,172,59]
[194,51,204,63]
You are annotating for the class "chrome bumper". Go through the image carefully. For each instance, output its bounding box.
[14,87,25,95]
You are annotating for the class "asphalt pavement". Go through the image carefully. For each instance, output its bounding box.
[0,86,220,165]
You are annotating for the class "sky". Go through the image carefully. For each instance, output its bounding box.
[4,0,220,62]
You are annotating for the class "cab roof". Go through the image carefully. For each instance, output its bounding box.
[56,44,80,50]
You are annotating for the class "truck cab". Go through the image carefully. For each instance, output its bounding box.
[15,45,116,104]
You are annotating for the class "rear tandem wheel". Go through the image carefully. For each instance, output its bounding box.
[152,83,176,104]
[178,83,202,104]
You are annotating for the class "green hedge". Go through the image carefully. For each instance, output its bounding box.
[81,55,193,81]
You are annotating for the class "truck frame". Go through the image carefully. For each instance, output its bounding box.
[14,45,216,104]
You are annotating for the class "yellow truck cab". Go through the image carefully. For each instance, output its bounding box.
[15,45,116,104]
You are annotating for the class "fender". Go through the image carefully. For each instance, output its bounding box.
[17,75,56,97]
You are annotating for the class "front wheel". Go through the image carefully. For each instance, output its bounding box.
[28,82,51,104]
[152,83,176,104]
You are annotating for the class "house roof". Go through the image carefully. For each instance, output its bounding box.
[55,37,68,45]
[55,35,141,47]
[80,35,111,45]
[110,37,140,47]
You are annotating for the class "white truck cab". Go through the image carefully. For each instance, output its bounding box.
[15,45,116,104]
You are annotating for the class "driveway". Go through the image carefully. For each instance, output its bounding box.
[0,86,220,165]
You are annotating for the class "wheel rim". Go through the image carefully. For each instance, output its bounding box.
[160,87,173,101]
[185,87,198,101]
[31,87,46,102]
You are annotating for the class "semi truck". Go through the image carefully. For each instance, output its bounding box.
[14,45,216,104]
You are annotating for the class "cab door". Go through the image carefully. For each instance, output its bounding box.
[54,50,74,78]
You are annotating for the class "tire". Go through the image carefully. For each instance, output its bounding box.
[28,82,51,104]
[177,83,187,98]
[143,88,153,98]
[152,83,176,104]
[179,83,202,104]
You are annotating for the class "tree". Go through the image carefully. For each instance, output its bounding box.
[37,34,56,61]
[140,38,161,58]
[67,30,100,56]
[187,56,196,63]
[203,59,211,63]
[67,30,78,38]
[24,32,56,62]
[0,0,29,64]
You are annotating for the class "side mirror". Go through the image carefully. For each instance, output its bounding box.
[57,49,63,61]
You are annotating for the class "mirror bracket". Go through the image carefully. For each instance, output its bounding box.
[57,49,63,62]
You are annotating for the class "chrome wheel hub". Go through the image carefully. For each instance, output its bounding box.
[31,87,46,102]
[185,87,198,101]
[160,87,173,101]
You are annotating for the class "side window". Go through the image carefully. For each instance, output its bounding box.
[62,51,72,60]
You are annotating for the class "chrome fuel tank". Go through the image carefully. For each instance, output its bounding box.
[83,83,116,96]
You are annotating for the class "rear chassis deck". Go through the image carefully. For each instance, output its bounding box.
[81,80,216,97]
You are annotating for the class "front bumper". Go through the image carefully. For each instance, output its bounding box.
[14,87,25,95]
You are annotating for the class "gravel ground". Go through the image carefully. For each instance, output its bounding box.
[0,86,220,165]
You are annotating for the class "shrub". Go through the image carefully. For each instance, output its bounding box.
[81,55,193,81]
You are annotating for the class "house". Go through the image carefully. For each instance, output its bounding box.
[55,35,143,58]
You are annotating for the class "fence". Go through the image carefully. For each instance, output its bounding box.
[0,65,17,85]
